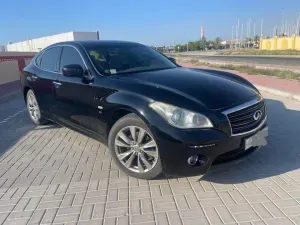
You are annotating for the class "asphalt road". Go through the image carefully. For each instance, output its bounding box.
[178,55,300,68]
[0,94,26,123]
[1,92,300,224]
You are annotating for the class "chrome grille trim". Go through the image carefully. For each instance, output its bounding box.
[223,97,267,136]
[223,97,263,115]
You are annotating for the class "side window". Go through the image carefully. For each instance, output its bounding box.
[59,47,85,72]
[40,47,60,71]
[35,53,43,67]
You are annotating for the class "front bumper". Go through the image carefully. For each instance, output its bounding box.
[151,121,268,177]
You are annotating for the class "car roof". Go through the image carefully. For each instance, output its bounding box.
[49,40,143,49]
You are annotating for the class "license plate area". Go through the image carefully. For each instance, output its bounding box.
[245,127,268,150]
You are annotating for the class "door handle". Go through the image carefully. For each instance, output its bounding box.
[53,81,62,88]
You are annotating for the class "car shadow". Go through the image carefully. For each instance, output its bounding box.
[202,97,300,184]
[1,96,299,183]
[0,117,60,158]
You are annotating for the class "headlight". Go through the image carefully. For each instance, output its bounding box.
[149,102,213,129]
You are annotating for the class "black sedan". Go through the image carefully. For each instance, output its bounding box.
[21,41,268,179]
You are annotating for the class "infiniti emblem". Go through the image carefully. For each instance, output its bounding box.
[253,110,262,121]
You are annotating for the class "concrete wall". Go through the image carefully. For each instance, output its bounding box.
[73,31,98,41]
[260,35,300,50]
[0,53,35,85]
[0,61,20,85]
[0,52,36,57]
[7,31,98,52]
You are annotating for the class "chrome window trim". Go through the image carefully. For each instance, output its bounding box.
[34,52,43,67]
[222,96,266,136]
[34,44,88,75]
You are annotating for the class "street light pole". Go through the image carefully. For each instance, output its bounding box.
[299,12,300,35]
[261,18,263,36]
[282,9,284,35]
[297,18,300,35]
[231,26,235,49]
[237,18,239,49]
[235,25,238,50]
[241,24,244,48]
[249,18,251,39]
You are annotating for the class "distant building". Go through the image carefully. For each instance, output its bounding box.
[0,45,5,52]
[201,25,204,40]
[221,40,238,49]
[7,31,99,52]
[153,45,175,52]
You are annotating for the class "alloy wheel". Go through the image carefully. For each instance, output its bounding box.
[27,92,40,122]
[114,126,159,173]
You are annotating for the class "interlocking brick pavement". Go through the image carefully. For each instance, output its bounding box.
[0,92,300,225]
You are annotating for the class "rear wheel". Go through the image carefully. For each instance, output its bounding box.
[26,89,47,125]
[108,114,163,179]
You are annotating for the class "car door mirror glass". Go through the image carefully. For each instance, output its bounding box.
[62,64,84,77]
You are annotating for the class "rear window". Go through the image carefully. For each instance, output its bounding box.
[40,47,60,72]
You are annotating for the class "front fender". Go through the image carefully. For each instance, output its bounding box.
[105,91,153,124]
[104,91,186,144]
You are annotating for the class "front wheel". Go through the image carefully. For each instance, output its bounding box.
[108,114,163,179]
[26,89,47,125]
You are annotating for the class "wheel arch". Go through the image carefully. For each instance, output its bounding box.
[106,91,153,137]
[23,86,31,103]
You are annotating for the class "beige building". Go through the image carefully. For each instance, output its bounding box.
[260,35,300,50]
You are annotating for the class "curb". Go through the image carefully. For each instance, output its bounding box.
[173,56,300,73]
[197,59,300,74]
[255,85,300,102]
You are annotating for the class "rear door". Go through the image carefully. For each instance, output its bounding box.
[32,47,60,114]
[52,46,106,136]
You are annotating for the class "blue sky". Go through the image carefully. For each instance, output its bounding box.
[0,0,299,46]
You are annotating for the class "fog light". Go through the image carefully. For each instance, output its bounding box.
[187,155,199,166]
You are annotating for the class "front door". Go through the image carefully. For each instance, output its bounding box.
[51,46,105,137]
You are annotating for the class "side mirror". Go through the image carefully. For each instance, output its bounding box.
[62,64,84,77]
[168,57,177,64]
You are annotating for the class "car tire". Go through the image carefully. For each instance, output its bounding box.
[26,89,47,125]
[108,113,163,179]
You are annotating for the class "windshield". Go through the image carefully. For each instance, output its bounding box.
[86,44,177,75]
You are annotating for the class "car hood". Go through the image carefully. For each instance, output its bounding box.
[118,67,258,110]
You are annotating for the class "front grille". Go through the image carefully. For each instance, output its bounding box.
[227,100,266,135]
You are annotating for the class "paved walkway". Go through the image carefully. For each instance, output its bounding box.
[0,92,300,224]
[180,63,300,95]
